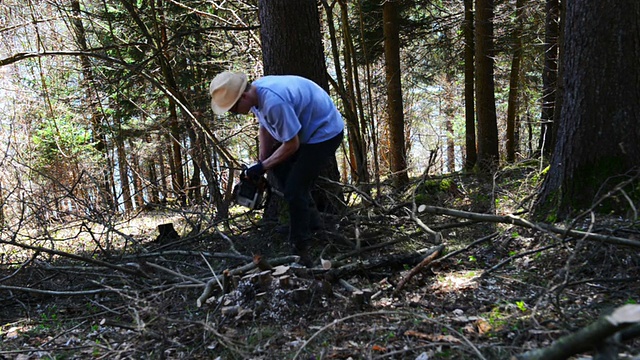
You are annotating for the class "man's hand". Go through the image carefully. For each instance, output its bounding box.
[246,162,265,179]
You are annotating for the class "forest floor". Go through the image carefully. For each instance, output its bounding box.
[1,163,640,359]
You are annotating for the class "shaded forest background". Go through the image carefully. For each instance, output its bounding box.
[1,0,640,359]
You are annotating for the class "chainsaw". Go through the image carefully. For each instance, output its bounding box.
[233,167,270,210]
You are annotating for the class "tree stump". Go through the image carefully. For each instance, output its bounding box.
[155,223,180,243]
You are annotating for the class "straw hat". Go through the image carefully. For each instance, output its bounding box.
[209,71,248,114]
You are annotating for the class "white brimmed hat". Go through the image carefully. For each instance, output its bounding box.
[209,71,248,114]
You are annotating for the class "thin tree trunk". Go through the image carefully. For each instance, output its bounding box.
[445,73,456,173]
[506,0,525,162]
[463,0,476,171]
[115,135,133,213]
[128,139,145,209]
[538,0,559,157]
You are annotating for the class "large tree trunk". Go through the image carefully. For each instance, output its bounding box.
[475,0,499,171]
[383,0,409,187]
[538,0,559,158]
[536,0,640,219]
[258,0,343,213]
[463,0,477,171]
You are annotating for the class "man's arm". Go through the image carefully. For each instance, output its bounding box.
[258,126,277,161]
[262,135,299,171]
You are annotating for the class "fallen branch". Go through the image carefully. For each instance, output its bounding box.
[0,284,114,296]
[418,205,640,248]
[394,244,444,293]
[321,246,444,280]
[0,240,148,277]
[516,304,640,360]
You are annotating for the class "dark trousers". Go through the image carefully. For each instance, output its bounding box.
[271,132,343,251]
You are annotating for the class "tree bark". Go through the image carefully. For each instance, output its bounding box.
[538,0,559,158]
[475,0,499,171]
[536,0,640,219]
[383,0,409,187]
[463,0,477,171]
[505,0,525,163]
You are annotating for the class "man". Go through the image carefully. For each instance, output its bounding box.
[209,71,344,267]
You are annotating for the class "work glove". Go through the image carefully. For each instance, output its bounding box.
[245,161,265,180]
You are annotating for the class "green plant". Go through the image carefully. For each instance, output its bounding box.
[516,301,527,312]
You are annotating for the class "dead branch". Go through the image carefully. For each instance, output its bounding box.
[0,284,113,296]
[143,261,205,284]
[418,205,640,248]
[394,245,444,293]
[515,304,640,360]
[320,246,444,281]
[0,240,148,277]
[120,250,252,262]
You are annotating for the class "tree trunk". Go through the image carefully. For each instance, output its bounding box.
[0,180,4,227]
[475,0,499,171]
[445,72,456,173]
[505,0,525,163]
[258,0,343,213]
[538,0,559,158]
[383,0,409,187]
[551,0,565,156]
[463,0,477,171]
[535,0,640,219]
[128,139,145,209]
[115,134,133,213]
[324,0,369,184]
[70,0,115,211]
[168,103,186,206]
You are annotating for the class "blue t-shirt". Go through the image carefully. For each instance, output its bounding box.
[250,75,344,144]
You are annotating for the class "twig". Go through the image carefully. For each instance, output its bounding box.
[143,261,205,284]
[217,230,241,255]
[200,252,223,290]
[0,284,113,296]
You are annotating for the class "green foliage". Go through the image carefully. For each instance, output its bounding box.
[32,116,98,169]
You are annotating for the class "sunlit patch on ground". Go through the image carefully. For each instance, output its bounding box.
[431,270,480,292]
